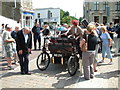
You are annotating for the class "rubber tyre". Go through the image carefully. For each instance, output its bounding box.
[68,55,78,76]
[37,52,50,71]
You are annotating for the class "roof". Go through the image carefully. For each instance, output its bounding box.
[34,8,60,10]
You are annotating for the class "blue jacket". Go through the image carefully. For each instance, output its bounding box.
[11,30,17,40]
[116,25,120,38]
[32,26,42,35]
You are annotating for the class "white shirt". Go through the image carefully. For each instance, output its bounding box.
[94,30,99,37]
[74,28,77,33]
[22,30,28,43]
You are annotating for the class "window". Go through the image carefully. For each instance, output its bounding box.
[116,1,120,11]
[103,2,108,10]
[38,13,40,18]
[26,16,30,27]
[94,2,99,10]
[103,16,107,25]
[50,13,52,18]
[94,16,99,23]
[48,10,51,19]
[23,16,25,19]
[48,10,52,19]
[114,16,120,24]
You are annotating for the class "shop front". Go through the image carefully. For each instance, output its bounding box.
[21,11,34,29]
[114,16,120,24]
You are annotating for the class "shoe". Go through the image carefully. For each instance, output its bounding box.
[94,70,98,72]
[8,66,14,70]
[98,60,104,63]
[2,57,5,59]
[13,61,18,64]
[21,72,25,75]
[25,72,31,75]
[90,75,94,79]
[119,49,120,53]
[114,54,118,56]
[12,62,16,64]
[84,78,90,80]
[108,61,113,65]
[15,62,19,66]
[39,46,41,50]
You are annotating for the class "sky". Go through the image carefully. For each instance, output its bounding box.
[32,0,84,18]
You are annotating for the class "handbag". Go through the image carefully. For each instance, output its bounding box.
[80,36,88,52]
[98,36,103,44]
[81,40,87,52]
[105,33,113,46]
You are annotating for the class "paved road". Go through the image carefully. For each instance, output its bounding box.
[0,52,119,89]
[0,57,80,88]
[0,32,120,89]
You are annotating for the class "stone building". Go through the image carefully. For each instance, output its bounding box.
[0,1,2,15]
[0,0,34,28]
[83,1,120,24]
[0,1,21,22]
[20,0,34,28]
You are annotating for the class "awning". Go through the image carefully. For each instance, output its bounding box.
[114,16,120,19]
[23,12,34,15]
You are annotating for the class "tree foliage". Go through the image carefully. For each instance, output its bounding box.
[79,17,83,25]
[64,11,69,16]
[60,9,64,20]
[60,9,78,25]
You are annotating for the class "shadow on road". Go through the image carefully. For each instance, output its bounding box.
[95,70,120,79]
[1,63,80,88]
[97,63,114,66]
[76,70,120,84]
[32,63,80,88]
[0,72,21,79]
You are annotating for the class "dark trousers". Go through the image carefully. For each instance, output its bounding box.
[34,34,41,49]
[18,54,29,73]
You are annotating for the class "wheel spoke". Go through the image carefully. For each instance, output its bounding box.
[68,56,78,76]
[37,52,50,71]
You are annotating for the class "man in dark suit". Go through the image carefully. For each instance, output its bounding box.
[32,23,42,50]
[115,23,120,55]
[16,27,32,75]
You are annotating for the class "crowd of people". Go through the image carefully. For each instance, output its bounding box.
[0,20,120,80]
[0,23,50,74]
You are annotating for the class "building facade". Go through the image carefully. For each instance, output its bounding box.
[83,1,120,25]
[0,1,21,22]
[0,1,2,15]
[0,0,34,28]
[20,0,34,28]
[34,8,60,27]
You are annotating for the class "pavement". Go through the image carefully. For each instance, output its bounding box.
[0,51,120,89]
[0,35,120,89]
